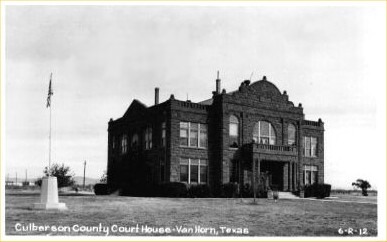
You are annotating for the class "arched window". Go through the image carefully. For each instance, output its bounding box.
[253,121,276,145]
[229,115,239,148]
[131,133,139,147]
[144,127,152,150]
[121,134,128,154]
[288,124,296,145]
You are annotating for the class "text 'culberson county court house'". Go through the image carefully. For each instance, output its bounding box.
[107,74,324,194]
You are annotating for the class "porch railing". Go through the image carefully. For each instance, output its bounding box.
[255,144,297,153]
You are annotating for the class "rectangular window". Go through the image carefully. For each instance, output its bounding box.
[304,170,311,186]
[190,165,199,183]
[190,123,198,147]
[121,135,128,154]
[311,137,317,157]
[200,166,208,184]
[161,122,166,147]
[180,158,189,182]
[112,136,116,150]
[304,165,318,185]
[180,165,188,182]
[179,122,207,148]
[200,124,208,148]
[305,137,311,157]
[179,158,208,184]
[229,123,238,137]
[304,136,318,157]
[144,127,153,150]
[230,160,240,183]
[160,159,165,182]
[179,122,189,146]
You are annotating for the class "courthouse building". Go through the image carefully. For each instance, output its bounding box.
[107,74,324,194]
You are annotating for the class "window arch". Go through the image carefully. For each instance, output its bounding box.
[229,115,239,147]
[131,133,139,147]
[253,121,276,145]
[288,124,296,145]
[121,134,128,154]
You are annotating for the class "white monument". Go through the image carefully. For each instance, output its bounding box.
[33,176,67,210]
[33,73,67,210]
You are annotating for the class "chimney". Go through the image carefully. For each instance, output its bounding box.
[216,70,221,94]
[155,87,159,105]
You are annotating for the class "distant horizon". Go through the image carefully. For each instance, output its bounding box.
[3,175,380,191]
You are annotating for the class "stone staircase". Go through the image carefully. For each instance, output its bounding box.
[277,191,299,199]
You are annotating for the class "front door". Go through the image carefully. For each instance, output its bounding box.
[260,161,284,191]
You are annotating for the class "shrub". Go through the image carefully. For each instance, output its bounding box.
[158,182,188,197]
[188,184,212,198]
[221,183,239,198]
[242,183,268,198]
[94,183,109,195]
[304,183,331,198]
[119,183,157,197]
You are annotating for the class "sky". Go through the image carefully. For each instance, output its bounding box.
[2,2,386,189]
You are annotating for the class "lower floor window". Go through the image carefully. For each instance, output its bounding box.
[160,159,166,182]
[230,160,240,183]
[180,158,208,184]
[304,165,318,185]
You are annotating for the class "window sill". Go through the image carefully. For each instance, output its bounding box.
[179,146,207,150]
[180,182,208,185]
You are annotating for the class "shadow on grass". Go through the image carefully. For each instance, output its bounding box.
[6,192,95,197]
[59,193,95,197]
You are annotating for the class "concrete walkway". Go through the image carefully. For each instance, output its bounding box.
[302,197,377,205]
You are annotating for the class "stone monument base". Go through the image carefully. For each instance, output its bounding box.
[33,176,67,210]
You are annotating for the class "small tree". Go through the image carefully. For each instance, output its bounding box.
[39,163,75,188]
[100,170,107,183]
[352,179,371,196]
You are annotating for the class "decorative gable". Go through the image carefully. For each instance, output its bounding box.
[123,99,148,118]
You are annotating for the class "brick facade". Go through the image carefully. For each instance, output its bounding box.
[107,76,324,194]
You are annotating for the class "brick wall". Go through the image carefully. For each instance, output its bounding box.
[107,78,325,194]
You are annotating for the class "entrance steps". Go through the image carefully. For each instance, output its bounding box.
[277,192,299,199]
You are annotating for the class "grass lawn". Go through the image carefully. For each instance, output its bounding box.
[5,191,377,237]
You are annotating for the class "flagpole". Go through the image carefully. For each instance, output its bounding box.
[48,73,52,176]
[49,95,51,175]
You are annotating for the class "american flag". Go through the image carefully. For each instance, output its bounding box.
[46,73,53,108]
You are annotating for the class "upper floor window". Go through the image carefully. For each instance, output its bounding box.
[304,136,317,157]
[131,133,139,148]
[229,115,239,148]
[112,136,116,150]
[161,122,166,147]
[121,134,128,154]
[288,124,296,146]
[180,122,189,146]
[144,127,152,150]
[179,122,207,148]
[180,158,208,184]
[199,124,208,148]
[253,121,276,145]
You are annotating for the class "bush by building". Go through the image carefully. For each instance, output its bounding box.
[304,183,331,198]
[220,183,239,198]
[188,184,212,198]
[94,183,110,195]
[158,182,189,197]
